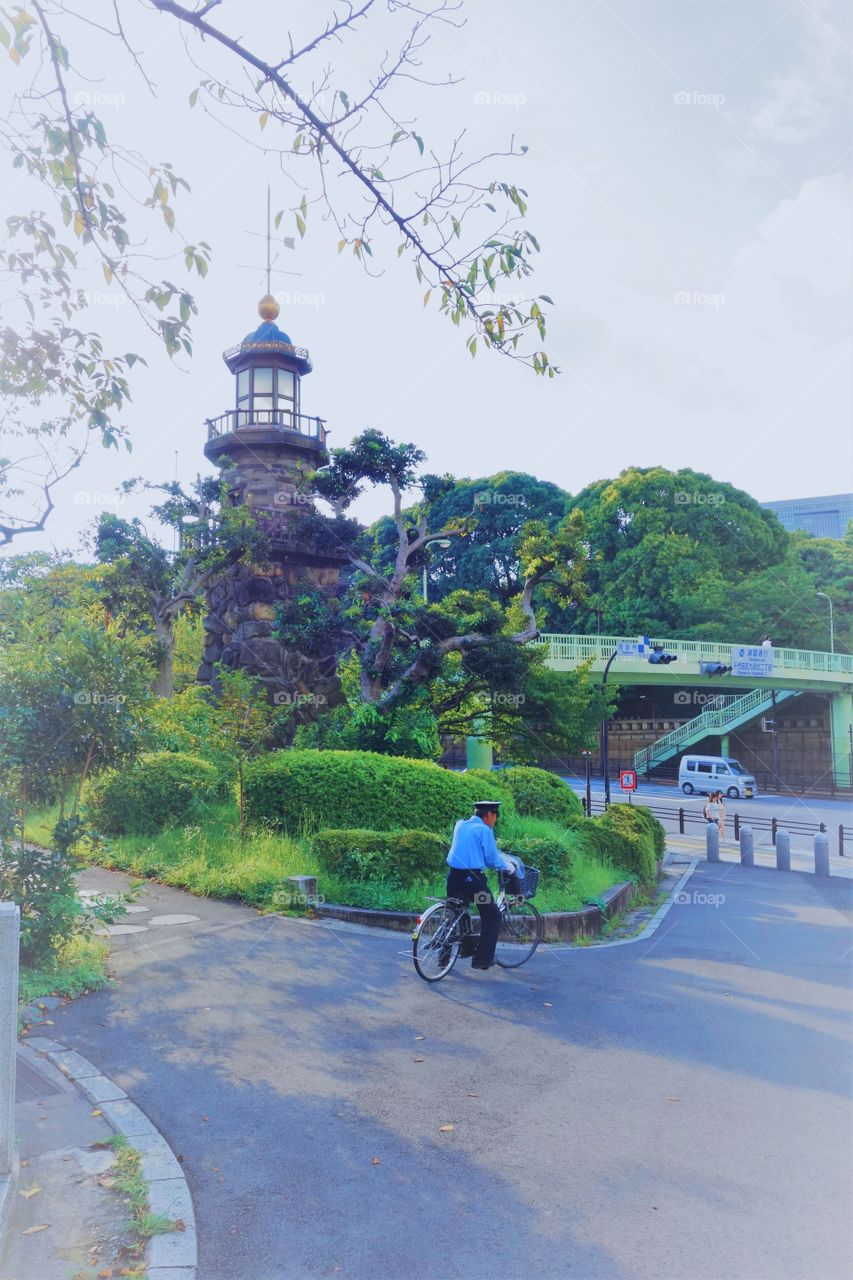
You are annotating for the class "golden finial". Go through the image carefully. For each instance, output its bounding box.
[258,293,280,321]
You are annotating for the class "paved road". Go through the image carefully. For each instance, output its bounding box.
[41,861,853,1280]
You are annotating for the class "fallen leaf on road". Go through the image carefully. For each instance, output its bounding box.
[372,1157,382,1165]
[20,1159,29,1167]
[667,1097,680,1102]
[543,1002,553,1007]
[91,1109,102,1117]
[211,1166,219,1172]
[413,1057,425,1063]
[22,1224,49,1235]
[19,1187,40,1198]
[438,1124,454,1133]
[201,1115,209,1122]
[414,1036,425,1041]
[174,1219,186,1232]
[468,1093,478,1098]
[98,1269,113,1277]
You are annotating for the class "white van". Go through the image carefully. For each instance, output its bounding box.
[679,755,757,799]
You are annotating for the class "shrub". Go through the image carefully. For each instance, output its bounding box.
[507,835,570,882]
[495,767,583,825]
[313,828,448,887]
[586,804,661,885]
[243,749,515,837]
[610,802,666,860]
[84,752,228,835]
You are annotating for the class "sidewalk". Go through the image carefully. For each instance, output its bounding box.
[0,1043,129,1280]
[1,1035,197,1279]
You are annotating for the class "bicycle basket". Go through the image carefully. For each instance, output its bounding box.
[517,865,537,896]
[504,860,537,901]
[507,865,539,899]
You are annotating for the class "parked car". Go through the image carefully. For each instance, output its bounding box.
[679,754,757,799]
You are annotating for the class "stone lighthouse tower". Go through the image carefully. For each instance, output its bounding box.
[197,294,345,704]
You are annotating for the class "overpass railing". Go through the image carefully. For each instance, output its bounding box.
[537,634,853,679]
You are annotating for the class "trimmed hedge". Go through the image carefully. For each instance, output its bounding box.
[243,749,515,837]
[577,803,662,885]
[507,833,571,881]
[494,767,583,825]
[313,828,448,887]
[83,751,227,836]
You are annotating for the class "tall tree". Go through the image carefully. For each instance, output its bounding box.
[571,467,789,639]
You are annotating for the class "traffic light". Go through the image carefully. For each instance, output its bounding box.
[699,661,732,677]
[647,646,677,665]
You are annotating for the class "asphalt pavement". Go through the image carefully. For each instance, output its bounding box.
[35,860,853,1280]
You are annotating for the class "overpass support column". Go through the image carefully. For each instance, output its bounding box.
[829,691,853,788]
[466,718,493,772]
[720,734,730,757]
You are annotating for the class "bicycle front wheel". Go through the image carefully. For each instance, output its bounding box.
[412,902,465,982]
[494,898,542,968]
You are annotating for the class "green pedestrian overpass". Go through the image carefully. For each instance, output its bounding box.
[537,634,853,785]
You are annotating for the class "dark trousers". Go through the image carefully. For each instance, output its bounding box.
[446,868,501,966]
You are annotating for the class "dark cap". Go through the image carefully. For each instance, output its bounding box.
[473,800,502,813]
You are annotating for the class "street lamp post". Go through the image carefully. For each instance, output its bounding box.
[600,649,618,808]
[422,539,451,604]
[816,591,835,653]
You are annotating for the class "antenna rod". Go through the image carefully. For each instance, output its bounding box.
[266,184,271,297]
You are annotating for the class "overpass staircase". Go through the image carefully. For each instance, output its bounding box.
[634,688,799,775]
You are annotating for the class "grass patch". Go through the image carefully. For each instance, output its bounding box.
[19,935,111,1006]
[20,798,634,917]
[109,1134,182,1254]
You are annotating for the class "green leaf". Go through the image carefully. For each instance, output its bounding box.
[259,111,269,130]
[412,133,424,155]
[189,88,199,108]
[295,213,306,238]
[339,90,350,110]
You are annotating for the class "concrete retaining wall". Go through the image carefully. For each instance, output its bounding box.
[314,880,636,943]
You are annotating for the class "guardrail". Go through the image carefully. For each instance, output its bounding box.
[205,409,327,444]
[538,633,853,680]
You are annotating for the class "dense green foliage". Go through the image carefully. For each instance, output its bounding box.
[493,766,584,824]
[372,472,572,607]
[586,804,661,885]
[0,617,152,811]
[244,749,515,837]
[0,800,126,966]
[312,829,448,887]
[84,751,227,835]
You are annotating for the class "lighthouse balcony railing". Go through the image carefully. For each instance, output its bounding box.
[206,408,327,445]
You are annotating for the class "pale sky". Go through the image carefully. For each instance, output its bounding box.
[2,0,852,554]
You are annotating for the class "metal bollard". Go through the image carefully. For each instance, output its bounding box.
[775,829,791,872]
[814,831,830,878]
[706,823,720,863]
[740,824,754,867]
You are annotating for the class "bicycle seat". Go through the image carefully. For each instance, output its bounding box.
[444,896,465,907]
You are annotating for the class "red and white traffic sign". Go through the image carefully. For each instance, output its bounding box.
[619,769,637,792]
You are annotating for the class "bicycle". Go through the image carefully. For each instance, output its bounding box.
[411,865,542,983]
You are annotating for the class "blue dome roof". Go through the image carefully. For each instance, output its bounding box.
[242,319,295,346]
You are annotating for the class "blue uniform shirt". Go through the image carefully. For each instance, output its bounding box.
[446,815,511,871]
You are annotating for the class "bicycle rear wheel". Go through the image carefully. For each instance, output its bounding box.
[412,902,466,982]
[494,898,542,968]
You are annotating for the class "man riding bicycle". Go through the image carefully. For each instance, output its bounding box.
[446,800,516,971]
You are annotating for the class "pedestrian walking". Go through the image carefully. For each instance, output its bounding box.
[715,790,726,840]
[762,635,773,648]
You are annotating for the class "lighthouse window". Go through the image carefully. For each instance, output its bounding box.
[236,370,250,403]
[254,367,274,395]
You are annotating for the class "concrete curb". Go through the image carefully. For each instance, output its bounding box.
[314,879,638,942]
[22,1037,197,1279]
[0,1153,20,1247]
